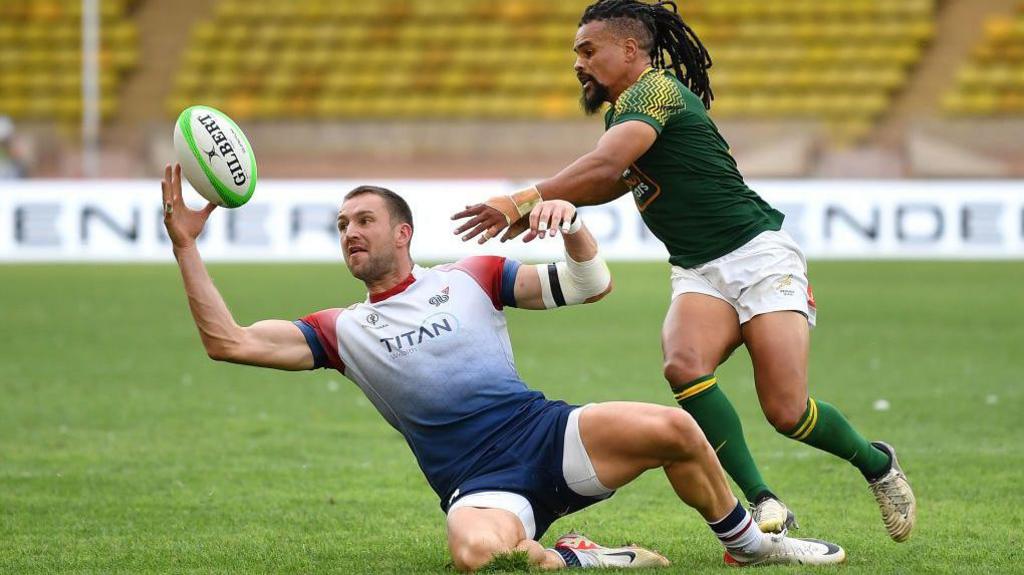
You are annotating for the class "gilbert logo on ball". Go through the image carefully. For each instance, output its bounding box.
[173,105,257,208]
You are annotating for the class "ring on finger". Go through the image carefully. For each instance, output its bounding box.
[164,202,173,215]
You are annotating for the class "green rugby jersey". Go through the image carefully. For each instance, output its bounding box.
[604,67,784,268]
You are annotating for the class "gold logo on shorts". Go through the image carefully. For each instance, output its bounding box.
[774,274,795,296]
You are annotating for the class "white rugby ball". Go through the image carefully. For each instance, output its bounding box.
[173,105,257,208]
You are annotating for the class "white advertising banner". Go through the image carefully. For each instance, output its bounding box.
[1,180,1023,262]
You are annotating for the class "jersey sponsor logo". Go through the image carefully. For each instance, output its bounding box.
[378,312,459,359]
[360,311,390,329]
[622,164,661,212]
[428,286,450,307]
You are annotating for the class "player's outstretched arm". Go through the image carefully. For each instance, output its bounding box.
[452,120,657,243]
[511,200,613,310]
[162,163,314,371]
[534,120,657,206]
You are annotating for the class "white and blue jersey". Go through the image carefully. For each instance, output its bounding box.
[295,257,599,535]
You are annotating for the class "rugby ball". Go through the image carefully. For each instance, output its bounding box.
[173,105,257,208]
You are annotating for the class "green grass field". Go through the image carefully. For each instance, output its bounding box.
[2,261,1022,574]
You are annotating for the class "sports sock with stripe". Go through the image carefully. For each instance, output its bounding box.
[673,374,772,502]
[550,546,596,568]
[708,499,766,557]
[783,398,891,481]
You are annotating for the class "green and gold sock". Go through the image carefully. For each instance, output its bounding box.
[784,398,891,481]
[673,374,772,503]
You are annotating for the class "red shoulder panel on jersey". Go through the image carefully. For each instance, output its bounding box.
[297,308,346,372]
[441,256,510,309]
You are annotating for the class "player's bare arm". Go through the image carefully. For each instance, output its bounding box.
[510,200,613,310]
[451,121,656,244]
[162,163,314,371]
[535,120,656,207]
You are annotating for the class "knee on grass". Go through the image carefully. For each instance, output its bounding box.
[450,530,516,572]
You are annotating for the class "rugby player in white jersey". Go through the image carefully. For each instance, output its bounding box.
[161,163,845,571]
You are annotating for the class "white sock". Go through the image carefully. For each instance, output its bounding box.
[708,500,767,557]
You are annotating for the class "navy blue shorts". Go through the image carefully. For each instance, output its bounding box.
[443,399,613,540]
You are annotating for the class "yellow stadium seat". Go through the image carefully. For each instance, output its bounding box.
[0,0,138,121]
[160,0,936,133]
[947,3,1024,117]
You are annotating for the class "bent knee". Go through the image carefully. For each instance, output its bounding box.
[663,352,717,387]
[764,401,807,434]
[652,409,709,459]
[450,531,512,572]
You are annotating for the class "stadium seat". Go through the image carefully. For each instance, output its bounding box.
[946,2,1024,116]
[0,0,139,121]
[167,0,935,140]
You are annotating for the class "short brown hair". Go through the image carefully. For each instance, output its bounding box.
[344,185,414,229]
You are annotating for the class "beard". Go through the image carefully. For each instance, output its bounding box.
[347,250,394,283]
[579,77,610,115]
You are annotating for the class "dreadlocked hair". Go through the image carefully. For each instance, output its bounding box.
[580,0,714,109]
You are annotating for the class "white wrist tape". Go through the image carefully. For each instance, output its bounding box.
[533,251,611,308]
[563,212,583,235]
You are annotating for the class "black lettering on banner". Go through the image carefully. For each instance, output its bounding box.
[156,207,209,244]
[825,205,879,240]
[576,205,620,244]
[81,206,139,243]
[961,203,1002,245]
[774,203,805,245]
[15,203,61,246]
[227,205,270,245]
[291,204,339,239]
[896,204,943,243]
[637,218,657,243]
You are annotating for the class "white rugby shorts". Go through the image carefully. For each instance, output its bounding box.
[670,230,817,326]
[446,405,612,539]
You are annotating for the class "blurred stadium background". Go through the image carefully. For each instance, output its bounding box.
[2,1,1023,573]
[3,0,1024,178]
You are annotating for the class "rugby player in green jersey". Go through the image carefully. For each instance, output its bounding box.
[453,0,915,544]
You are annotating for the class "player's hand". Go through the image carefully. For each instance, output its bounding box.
[161,163,216,250]
[528,200,577,240]
[499,216,532,243]
[451,203,508,244]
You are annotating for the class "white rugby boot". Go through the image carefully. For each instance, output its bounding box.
[868,441,916,542]
[751,495,798,534]
[553,532,670,568]
[724,533,846,567]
